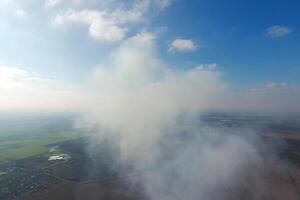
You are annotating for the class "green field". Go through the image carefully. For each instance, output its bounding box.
[0,114,81,162]
[0,131,80,161]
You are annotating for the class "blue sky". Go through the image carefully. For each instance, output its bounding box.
[1,0,299,84]
[0,0,299,112]
[159,0,300,86]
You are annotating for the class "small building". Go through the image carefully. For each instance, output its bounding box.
[0,172,7,176]
[48,154,71,161]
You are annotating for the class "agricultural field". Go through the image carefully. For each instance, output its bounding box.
[0,131,77,161]
[0,113,80,162]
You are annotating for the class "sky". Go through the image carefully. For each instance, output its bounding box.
[0,0,299,113]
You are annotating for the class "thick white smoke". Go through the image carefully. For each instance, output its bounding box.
[78,32,277,199]
[80,33,225,161]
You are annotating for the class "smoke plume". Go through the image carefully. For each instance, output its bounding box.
[77,32,278,199]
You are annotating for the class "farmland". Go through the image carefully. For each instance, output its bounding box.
[1,113,300,200]
[0,113,80,162]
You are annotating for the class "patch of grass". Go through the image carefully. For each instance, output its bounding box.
[0,131,81,161]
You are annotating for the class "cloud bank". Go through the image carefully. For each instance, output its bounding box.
[53,0,172,42]
[224,82,300,113]
[0,65,80,112]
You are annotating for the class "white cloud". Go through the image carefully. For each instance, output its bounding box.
[263,82,292,89]
[0,0,14,5]
[52,0,173,9]
[45,0,84,7]
[155,0,172,9]
[169,39,197,52]
[45,0,62,7]
[52,0,172,42]
[15,8,26,17]
[264,82,277,88]
[110,0,152,23]
[0,66,28,89]
[55,9,126,42]
[53,0,151,42]
[0,1,26,18]
[266,25,291,38]
[0,65,80,111]
[196,63,218,71]
[220,82,300,113]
